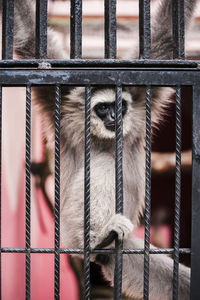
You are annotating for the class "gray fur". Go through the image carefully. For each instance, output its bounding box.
[151,0,196,59]
[101,238,190,300]
[12,0,196,299]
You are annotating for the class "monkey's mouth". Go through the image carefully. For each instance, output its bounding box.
[105,123,115,132]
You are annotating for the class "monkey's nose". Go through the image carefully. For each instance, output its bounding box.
[111,110,115,120]
[104,110,115,131]
[107,110,115,122]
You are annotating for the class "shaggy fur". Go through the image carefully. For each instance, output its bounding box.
[12,0,196,299]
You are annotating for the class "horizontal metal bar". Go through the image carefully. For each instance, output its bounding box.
[1,247,191,254]
[123,248,191,254]
[0,69,199,86]
[0,59,197,68]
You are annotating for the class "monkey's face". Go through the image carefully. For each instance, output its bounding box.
[91,88,145,140]
[61,86,171,145]
[94,100,127,132]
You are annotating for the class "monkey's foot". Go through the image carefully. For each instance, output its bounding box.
[93,214,134,249]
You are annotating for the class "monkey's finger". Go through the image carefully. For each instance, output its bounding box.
[94,230,118,249]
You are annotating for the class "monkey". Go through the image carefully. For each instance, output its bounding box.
[11,0,197,299]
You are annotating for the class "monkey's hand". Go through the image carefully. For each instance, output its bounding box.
[92,214,134,249]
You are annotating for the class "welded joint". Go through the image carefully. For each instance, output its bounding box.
[38,61,52,69]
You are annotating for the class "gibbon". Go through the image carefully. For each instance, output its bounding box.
[12,0,196,299]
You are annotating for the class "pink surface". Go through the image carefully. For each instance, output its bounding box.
[134,225,171,247]
[2,163,78,300]
[1,87,78,300]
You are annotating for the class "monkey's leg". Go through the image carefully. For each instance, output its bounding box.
[98,236,190,300]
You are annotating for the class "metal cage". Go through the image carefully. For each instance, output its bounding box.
[0,0,200,299]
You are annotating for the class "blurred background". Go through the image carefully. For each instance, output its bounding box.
[47,0,200,59]
[1,0,200,299]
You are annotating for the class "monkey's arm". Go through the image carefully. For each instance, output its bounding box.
[133,0,197,126]
[98,236,190,300]
[13,0,66,59]
[12,0,68,137]
[60,154,134,249]
[151,0,196,59]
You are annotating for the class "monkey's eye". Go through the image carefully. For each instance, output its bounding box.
[98,103,108,112]
[94,103,109,118]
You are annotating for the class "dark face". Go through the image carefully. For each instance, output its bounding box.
[94,100,127,131]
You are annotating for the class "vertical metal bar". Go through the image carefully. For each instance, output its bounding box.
[2,0,14,59]
[104,0,117,59]
[190,85,200,300]
[55,86,61,300]
[139,0,151,59]
[25,86,31,300]
[35,0,48,59]
[114,86,123,300]
[0,86,2,299]
[70,0,82,59]
[84,86,91,300]
[143,86,151,300]
[172,0,185,59]
[173,86,182,300]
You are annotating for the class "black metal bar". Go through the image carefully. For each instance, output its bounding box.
[36,0,48,59]
[143,87,151,300]
[191,85,200,300]
[84,86,91,300]
[139,0,151,59]
[104,0,117,59]
[70,0,82,59]
[113,86,123,300]
[54,86,61,300]
[0,247,191,254]
[2,0,14,59]
[173,86,182,300]
[172,0,185,59]
[25,86,31,300]
[0,59,197,68]
[0,86,2,299]
[0,70,200,86]
[122,248,190,255]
